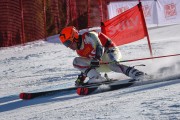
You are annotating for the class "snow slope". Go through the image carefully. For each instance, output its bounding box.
[0,24,180,120]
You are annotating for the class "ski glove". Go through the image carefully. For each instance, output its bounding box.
[90,58,100,68]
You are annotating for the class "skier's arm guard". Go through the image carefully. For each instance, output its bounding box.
[95,44,103,60]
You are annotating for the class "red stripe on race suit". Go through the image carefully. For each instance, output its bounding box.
[73,63,89,69]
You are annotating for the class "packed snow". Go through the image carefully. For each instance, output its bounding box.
[0,24,180,120]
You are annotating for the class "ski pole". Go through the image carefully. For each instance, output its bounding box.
[100,53,180,64]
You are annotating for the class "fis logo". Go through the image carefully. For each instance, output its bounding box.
[164,3,177,18]
[116,7,129,14]
[142,5,151,17]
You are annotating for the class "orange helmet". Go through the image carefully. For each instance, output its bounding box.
[59,26,79,47]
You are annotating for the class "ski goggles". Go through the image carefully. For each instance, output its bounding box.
[63,40,73,48]
[63,38,79,48]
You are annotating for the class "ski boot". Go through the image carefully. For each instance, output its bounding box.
[75,73,86,87]
[124,66,148,81]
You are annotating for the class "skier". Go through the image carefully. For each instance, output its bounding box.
[59,26,146,86]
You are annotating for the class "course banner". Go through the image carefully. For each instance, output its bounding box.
[107,0,156,26]
[107,0,180,26]
[156,0,180,25]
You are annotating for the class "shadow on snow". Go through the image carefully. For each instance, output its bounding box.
[0,91,78,113]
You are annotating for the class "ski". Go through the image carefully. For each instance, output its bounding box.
[19,79,132,100]
[19,75,180,100]
[19,87,77,100]
[77,79,135,95]
[77,75,180,96]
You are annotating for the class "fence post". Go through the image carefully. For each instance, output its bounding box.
[98,0,103,22]
[20,0,25,44]
[87,0,90,27]
[43,0,47,40]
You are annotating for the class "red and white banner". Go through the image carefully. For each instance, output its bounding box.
[107,0,180,26]
[156,0,180,25]
[141,1,155,25]
[108,1,137,19]
[102,3,148,46]
[107,0,156,26]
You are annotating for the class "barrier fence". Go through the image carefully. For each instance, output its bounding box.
[0,0,45,47]
[0,0,180,47]
[0,0,108,47]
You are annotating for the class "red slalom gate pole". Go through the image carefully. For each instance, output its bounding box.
[101,54,180,64]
